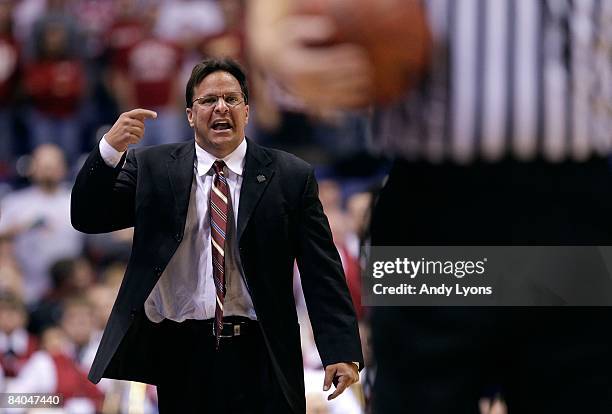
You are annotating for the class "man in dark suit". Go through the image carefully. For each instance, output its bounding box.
[71,58,362,414]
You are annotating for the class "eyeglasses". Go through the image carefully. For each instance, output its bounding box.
[192,93,246,108]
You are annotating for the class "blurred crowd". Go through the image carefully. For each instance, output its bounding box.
[0,0,385,412]
[0,0,248,182]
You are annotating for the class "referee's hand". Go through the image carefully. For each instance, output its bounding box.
[106,108,157,152]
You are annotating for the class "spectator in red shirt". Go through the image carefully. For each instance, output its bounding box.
[108,3,185,146]
[7,325,104,413]
[24,14,86,162]
[0,292,39,379]
[104,0,145,75]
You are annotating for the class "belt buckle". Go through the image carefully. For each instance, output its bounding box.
[213,322,241,338]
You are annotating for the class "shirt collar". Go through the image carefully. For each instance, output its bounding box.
[195,138,247,177]
[0,329,29,355]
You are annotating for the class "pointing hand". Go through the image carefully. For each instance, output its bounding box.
[105,108,157,152]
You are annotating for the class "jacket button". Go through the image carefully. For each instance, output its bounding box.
[175,233,182,241]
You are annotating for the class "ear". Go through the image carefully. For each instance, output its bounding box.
[244,104,249,125]
[186,107,194,127]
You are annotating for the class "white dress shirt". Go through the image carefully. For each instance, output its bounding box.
[99,137,256,322]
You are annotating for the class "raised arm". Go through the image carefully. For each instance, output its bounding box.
[71,109,157,234]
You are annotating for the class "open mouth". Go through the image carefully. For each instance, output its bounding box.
[211,120,232,131]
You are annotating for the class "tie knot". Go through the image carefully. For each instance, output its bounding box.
[213,160,226,175]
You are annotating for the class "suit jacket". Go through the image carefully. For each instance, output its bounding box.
[71,138,363,413]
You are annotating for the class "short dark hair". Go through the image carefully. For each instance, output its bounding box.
[0,291,26,314]
[185,57,249,108]
[50,258,75,288]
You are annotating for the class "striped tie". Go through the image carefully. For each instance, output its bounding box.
[210,160,228,349]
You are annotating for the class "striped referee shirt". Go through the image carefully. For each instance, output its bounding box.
[371,0,612,163]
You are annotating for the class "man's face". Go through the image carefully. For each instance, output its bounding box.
[186,70,249,158]
[0,305,26,334]
[61,304,94,346]
[30,144,67,190]
[86,285,115,329]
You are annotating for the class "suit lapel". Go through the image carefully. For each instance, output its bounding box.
[167,142,195,228]
[237,139,274,241]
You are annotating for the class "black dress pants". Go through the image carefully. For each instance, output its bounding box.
[155,317,293,414]
[370,158,612,414]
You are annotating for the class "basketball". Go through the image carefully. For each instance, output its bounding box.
[295,0,431,106]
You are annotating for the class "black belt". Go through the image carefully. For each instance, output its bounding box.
[167,316,258,339]
[210,316,257,338]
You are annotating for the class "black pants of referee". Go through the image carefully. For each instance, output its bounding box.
[154,316,292,414]
[370,158,612,414]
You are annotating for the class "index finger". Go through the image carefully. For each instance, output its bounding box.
[125,108,158,120]
[323,366,336,391]
[327,376,350,401]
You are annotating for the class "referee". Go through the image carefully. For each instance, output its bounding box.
[249,0,612,413]
[369,2,612,413]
